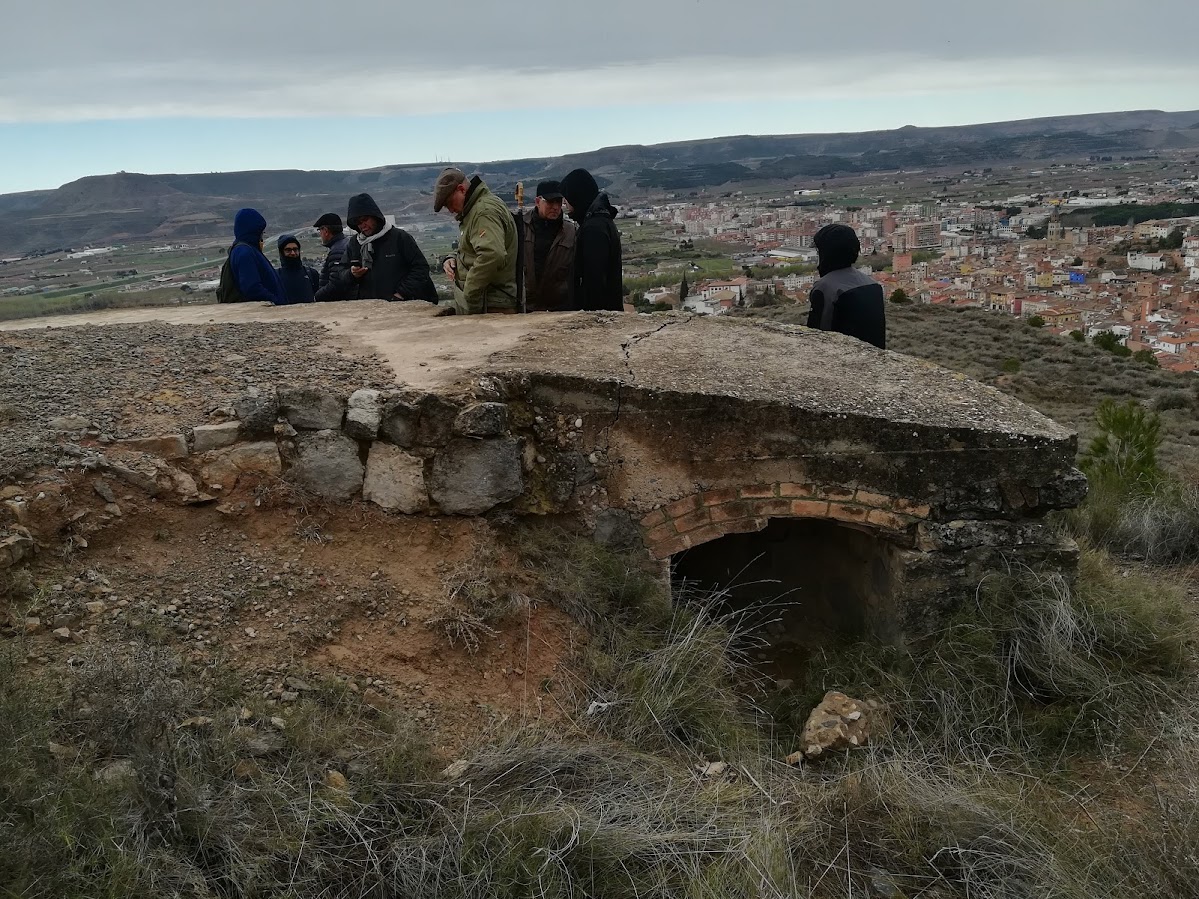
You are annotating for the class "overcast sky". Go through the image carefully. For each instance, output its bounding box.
[1,0,1197,194]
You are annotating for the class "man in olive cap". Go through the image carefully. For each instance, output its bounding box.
[434,167,518,315]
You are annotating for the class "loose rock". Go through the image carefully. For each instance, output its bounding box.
[791,691,888,761]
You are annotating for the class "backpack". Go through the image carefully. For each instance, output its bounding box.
[216,242,252,304]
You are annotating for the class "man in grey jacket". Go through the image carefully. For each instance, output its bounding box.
[806,224,886,349]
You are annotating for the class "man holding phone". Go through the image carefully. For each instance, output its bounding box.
[338,193,438,303]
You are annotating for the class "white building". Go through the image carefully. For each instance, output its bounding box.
[1127,252,1166,272]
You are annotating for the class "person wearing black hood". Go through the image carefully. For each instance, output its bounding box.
[559,168,624,312]
[274,234,319,305]
[340,193,438,303]
[806,224,886,349]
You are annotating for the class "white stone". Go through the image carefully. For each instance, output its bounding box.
[363,443,428,514]
[192,421,241,453]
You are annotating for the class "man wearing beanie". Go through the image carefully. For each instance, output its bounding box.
[806,224,886,349]
[559,168,624,312]
[273,234,319,305]
[312,212,352,302]
[519,180,577,311]
[433,167,518,315]
[341,193,438,303]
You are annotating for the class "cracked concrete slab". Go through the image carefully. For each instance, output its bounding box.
[2,303,1068,442]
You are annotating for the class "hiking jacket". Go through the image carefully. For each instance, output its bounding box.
[451,178,519,314]
[807,267,887,349]
[341,194,438,302]
[572,193,623,312]
[521,208,576,311]
[314,232,352,302]
[229,209,285,304]
[274,234,318,305]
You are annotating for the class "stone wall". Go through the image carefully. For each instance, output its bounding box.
[1,312,1089,650]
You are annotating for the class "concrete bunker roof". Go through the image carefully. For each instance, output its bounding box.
[0,302,1070,443]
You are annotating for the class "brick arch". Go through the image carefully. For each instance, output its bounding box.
[639,482,931,560]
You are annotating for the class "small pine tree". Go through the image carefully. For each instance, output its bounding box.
[1081,400,1163,495]
[680,273,689,304]
[1093,331,1132,358]
[1027,315,1045,328]
[1069,330,1085,342]
[889,288,911,304]
[1133,349,1159,368]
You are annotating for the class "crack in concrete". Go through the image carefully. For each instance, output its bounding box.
[602,316,693,457]
[618,315,693,385]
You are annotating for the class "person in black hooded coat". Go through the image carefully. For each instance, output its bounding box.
[806,224,886,349]
[559,169,624,312]
[336,193,438,303]
[274,234,319,305]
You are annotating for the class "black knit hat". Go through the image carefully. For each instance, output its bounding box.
[536,180,564,201]
[313,212,343,232]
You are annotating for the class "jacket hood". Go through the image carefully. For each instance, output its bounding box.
[814,224,860,275]
[560,169,600,223]
[233,208,267,244]
[277,233,303,266]
[586,192,617,221]
[346,193,386,231]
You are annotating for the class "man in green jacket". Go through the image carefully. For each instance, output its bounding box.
[433,167,518,315]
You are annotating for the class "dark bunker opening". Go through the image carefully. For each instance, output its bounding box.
[670,518,900,677]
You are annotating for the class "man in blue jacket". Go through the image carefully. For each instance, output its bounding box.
[226,208,285,304]
[274,234,319,304]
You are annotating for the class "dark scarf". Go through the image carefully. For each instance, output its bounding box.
[532,213,561,279]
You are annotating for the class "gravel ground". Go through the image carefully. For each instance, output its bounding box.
[0,322,395,480]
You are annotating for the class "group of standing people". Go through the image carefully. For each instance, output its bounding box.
[220,166,623,316]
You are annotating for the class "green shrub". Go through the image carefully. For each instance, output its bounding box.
[1081,399,1164,495]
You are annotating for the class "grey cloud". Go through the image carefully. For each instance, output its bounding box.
[2,0,1197,121]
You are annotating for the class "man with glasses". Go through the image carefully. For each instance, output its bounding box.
[273,234,318,305]
[519,180,577,312]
